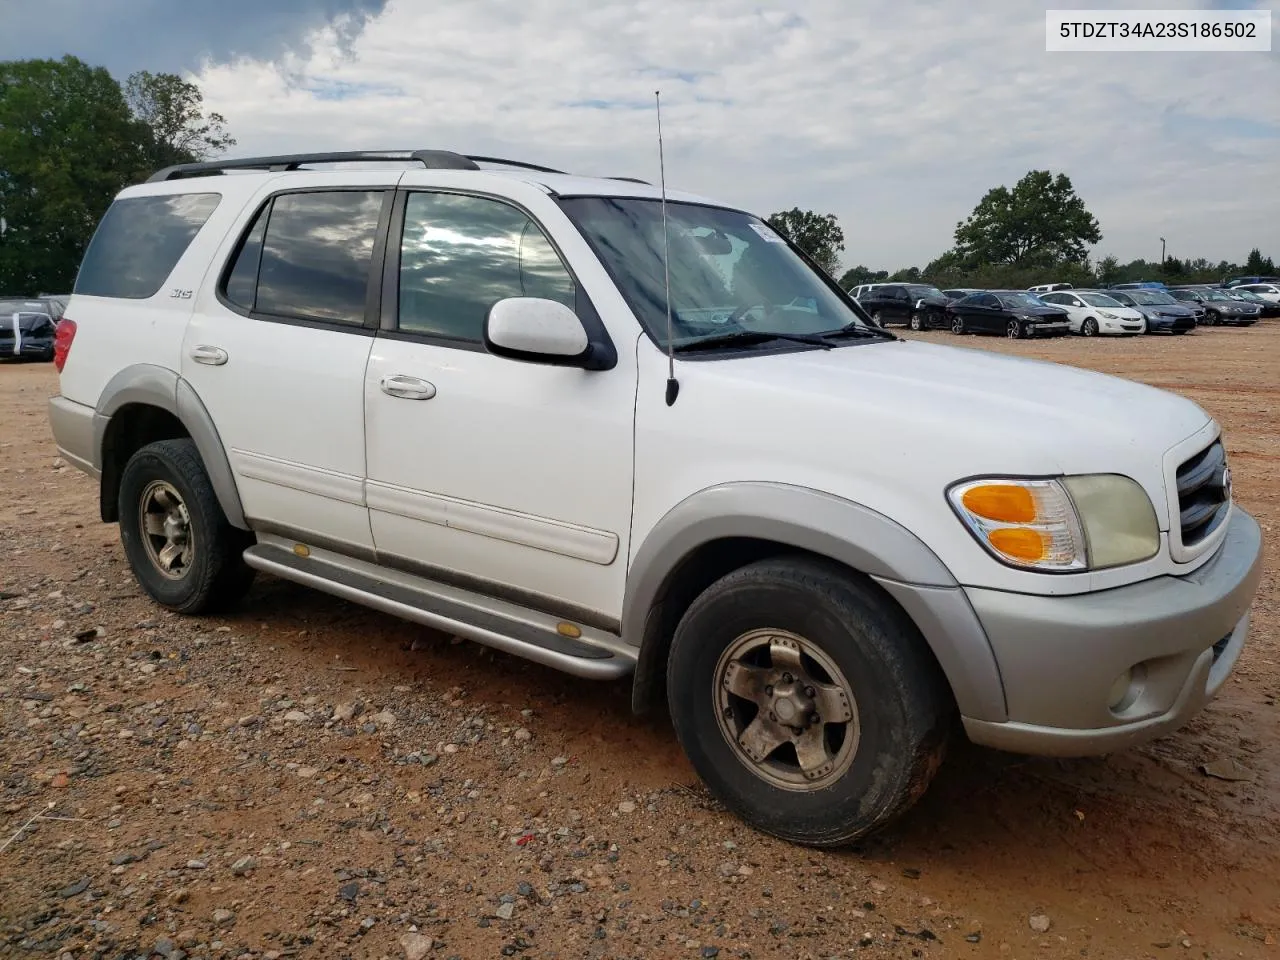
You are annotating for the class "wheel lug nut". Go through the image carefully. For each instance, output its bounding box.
[782,673,793,683]
[764,685,773,696]
[804,686,816,698]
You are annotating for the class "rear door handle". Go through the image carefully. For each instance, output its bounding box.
[191,345,228,365]
[380,375,437,400]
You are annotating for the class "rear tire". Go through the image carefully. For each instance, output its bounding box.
[666,557,950,847]
[118,439,255,614]
[871,310,885,327]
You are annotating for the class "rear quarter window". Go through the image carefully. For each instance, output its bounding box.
[74,193,221,299]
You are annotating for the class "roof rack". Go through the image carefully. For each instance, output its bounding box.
[146,150,569,183]
[609,176,651,185]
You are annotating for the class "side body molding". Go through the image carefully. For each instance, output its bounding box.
[623,482,1008,722]
[92,364,248,530]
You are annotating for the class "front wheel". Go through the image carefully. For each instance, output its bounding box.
[1081,317,1099,337]
[666,557,950,847]
[871,310,885,327]
[950,316,965,335]
[1006,319,1023,339]
[909,312,925,332]
[1205,311,1219,326]
[118,439,255,614]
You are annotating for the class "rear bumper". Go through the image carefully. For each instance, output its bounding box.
[48,396,99,478]
[961,508,1262,756]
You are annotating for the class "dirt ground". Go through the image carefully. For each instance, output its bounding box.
[2,323,1278,960]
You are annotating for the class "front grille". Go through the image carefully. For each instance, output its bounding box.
[1175,440,1231,547]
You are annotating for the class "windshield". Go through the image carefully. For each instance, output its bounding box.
[1126,291,1176,305]
[1203,291,1231,301]
[905,285,945,300]
[1079,293,1123,307]
[559,197,879,349]
[996,292,1044,309]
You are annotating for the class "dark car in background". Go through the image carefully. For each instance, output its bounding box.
[1108,289,1198,333]
[855,282,951,330]
[942,287,983,301]
[1226,288,1280,318]
[0,298,59,361]
[1169,287,1260,326]
[946,290,1071,339]
[1224,275,1280,288]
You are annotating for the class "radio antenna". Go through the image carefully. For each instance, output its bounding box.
[656,90,679,406]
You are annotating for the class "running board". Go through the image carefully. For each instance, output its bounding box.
[243,540,636,680]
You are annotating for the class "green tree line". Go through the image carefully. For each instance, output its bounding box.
[766,170,1273,291]
[0,56,234,295]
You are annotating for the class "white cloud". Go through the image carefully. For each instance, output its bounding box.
[193,0,1280,271]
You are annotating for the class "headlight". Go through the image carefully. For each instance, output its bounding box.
[1098,310,1117,319]
[948,475,1159,572]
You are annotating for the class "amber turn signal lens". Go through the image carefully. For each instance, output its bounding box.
[987,527,1048,562]
[961,484,1038,523]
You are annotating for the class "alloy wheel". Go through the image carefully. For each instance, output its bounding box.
[138,480,195,579]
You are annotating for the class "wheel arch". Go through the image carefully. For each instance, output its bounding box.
[93,364,248,529]
[624,482,1007,722]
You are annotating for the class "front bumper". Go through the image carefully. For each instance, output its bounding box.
[1030,322,1070,337]
[962,508,1262,756]
[1146,316,1195,332]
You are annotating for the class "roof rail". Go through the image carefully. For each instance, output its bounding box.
[147,150,578,183]
[147,150,488,183]
[609,176,651,185]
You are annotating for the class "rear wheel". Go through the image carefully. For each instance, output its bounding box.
[1006,319,1023,339]
[1081,317,1099,337]
[871,310,885,327]
[666,557,950,846]
[118,439,255,614]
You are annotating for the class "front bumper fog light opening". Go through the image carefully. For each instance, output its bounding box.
[1107,664,1146,713]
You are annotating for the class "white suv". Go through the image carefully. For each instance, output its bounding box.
[48,150,1262,846]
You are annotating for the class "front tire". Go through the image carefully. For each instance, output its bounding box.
[1006,319,1023,339]
[871,310,885,327]
[950,316,965,335]
[1081,317,1099,337]
[909,312,924,332]
[666,557,950,847]
[118,439,255,614]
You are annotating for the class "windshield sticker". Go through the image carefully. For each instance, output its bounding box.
[749,222,786,243]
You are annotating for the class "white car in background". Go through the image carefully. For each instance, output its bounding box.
[1039,290,1146,336]
[1238,283,1280,304]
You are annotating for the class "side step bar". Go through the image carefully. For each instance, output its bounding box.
[243,540,636,680]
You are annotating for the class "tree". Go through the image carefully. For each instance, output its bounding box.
[0,57,149,294]
[125,70,236,169]
[838,265,887,289]
[888,266,921,283]
[953,170,1101,268]
[766,208,844,276]
[1244,247,1276,275]
[1096,254,1121,286]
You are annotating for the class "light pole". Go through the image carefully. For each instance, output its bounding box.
[1160,237,1166,266]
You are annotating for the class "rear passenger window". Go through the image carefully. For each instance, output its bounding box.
[223,205,268,312]
[75,193,220,299]
[253,191,385,325]
[398,192,576,342]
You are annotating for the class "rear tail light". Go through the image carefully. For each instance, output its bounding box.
[54,318,76,372]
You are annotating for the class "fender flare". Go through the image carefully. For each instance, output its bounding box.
[623,482,1007,722]
[93,363,248,530]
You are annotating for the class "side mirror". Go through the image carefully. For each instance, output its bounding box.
[484,297,609,369]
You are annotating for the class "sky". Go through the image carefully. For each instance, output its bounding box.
[4,0,1278,272]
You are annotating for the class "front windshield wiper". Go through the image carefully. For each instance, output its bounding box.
[671,330,833,353]
[817,324,899,341]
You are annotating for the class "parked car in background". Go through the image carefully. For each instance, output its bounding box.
[1108,289,1198,334]
[942,287,983,301]
[1224,276,1280,288]
[847,283,886,300]
[1236,283,1280,304]
[856,283,951,330]
[1109,281,1168,291]
[1169,287,1260,326]
[1226,288,1280,318]
[1027,282,1074,294]
[1038,290,1146,336]
[0,298,59,361]
[38,294,70,322]
[946,290,1071,338]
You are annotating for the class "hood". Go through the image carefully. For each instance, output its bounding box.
[1136,303,1196,318]
[1018,305,1069,319]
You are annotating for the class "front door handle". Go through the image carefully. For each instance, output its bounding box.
[191,344,228,366]
[380,375,437,400]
